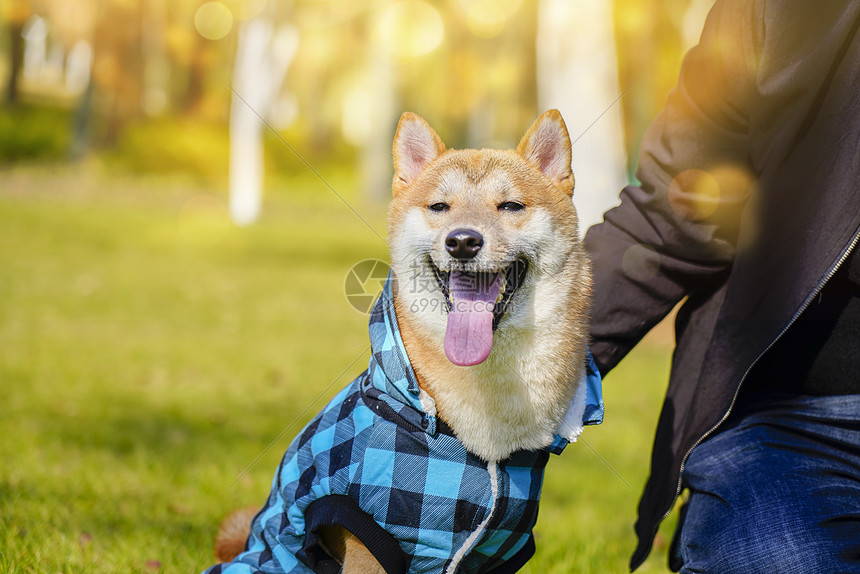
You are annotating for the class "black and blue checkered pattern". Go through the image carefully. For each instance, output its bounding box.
[203,277,603,573]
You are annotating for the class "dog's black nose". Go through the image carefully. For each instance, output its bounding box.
[445,229,484,260]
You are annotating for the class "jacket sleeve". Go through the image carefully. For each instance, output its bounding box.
[583,0,761,375]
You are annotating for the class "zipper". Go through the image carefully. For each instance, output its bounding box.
[659,226,860,525]
[446,461,499,573]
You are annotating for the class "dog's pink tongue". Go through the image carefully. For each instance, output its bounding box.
[444,271,503,366]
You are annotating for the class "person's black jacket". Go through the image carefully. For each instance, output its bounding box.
[582,1,860,569]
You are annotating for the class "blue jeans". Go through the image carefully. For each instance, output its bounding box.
[671,393,860,574]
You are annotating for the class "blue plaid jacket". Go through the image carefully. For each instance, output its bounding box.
[204,278,603,574]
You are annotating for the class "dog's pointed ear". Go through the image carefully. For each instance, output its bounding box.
[393,112,446,193]
[517,109,574,193]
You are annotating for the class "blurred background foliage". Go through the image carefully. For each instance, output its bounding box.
[0,0,710,183]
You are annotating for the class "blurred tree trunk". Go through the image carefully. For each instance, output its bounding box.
[537,0,627,235]
[70,78,94,159]
[614,0,690,177]
[682,0,712,50]
[184,35,212,114]
[141,0,169,116]
[91,0,145,146]
[229,16,298,225]
[5,0,30,104]
[361,49,396,204]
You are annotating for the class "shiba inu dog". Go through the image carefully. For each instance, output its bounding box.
[389,109,592,463]
[206,110,600,574]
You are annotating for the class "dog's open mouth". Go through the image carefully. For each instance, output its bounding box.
[429,257,529,366]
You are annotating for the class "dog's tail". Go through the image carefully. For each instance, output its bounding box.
[214,506,259,562]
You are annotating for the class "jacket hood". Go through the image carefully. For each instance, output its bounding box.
[366,273,432,425]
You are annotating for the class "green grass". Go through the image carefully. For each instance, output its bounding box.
[0,166,678,573]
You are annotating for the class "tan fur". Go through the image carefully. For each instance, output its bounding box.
[214,506,260,562]
[340,529,386,574]
[317,526,386,574]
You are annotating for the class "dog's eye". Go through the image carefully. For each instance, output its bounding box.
[498,201,525,212]
[428,202,450,212]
